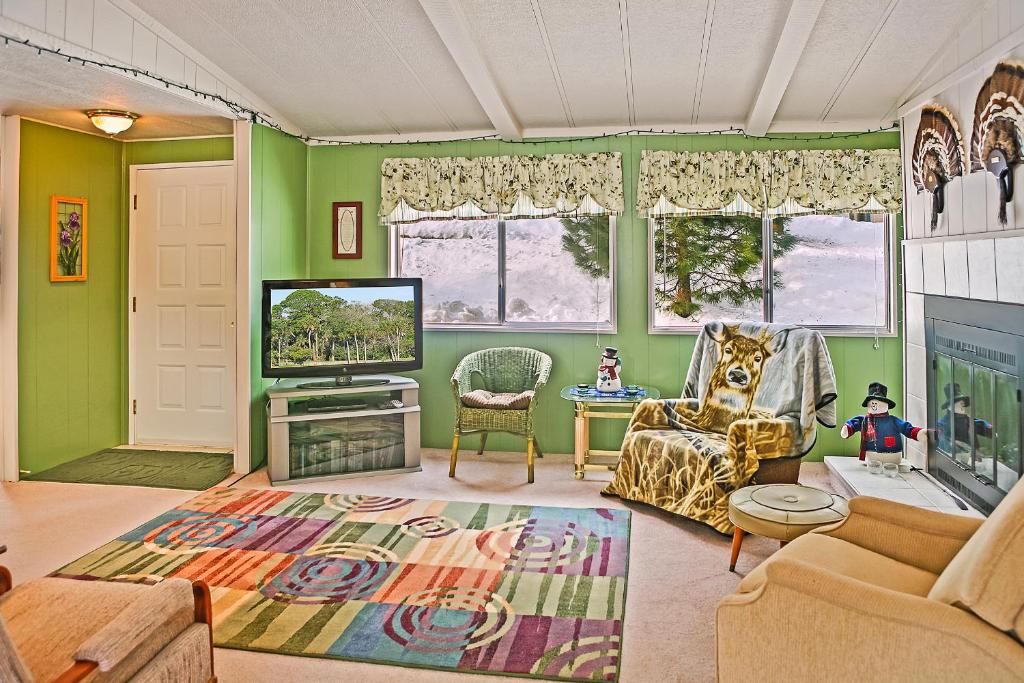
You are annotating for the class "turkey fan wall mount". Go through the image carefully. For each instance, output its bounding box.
[912,104,966,231]
[970,60,1024,226]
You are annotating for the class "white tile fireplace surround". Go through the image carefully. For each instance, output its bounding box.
[897,15,1024,496]
[900,235,1024,477]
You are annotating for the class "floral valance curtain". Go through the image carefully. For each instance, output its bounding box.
[379,153,624,224]
[636,148,902,217]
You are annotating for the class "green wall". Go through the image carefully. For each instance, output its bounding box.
[250,128,902,462]
[18,121,124,474]
[249,125,308,469]
[16,120,232,474]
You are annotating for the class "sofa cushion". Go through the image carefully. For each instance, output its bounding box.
[739,533,940,597]
[461,389,534,410]
[929,481,1024,638]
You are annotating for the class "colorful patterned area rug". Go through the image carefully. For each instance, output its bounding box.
[55,487,630,681]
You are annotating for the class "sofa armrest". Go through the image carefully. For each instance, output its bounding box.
[74,578,197,673]
[717,558,1024,682]
[727,418,795,461]
[815,496,983,574]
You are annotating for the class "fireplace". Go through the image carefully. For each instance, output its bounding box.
[924,296,1023,514]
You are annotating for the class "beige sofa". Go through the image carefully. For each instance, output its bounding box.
[717,482,1024,682]
[0,569,215,682]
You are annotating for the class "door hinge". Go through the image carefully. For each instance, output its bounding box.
[132,296,136,313]
[132,399,137,415]
[133,194,137,210]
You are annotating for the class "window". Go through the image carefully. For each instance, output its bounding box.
[391,216,615,331]
[649,213,894,333]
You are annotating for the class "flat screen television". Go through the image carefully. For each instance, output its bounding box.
[262,277,423,387]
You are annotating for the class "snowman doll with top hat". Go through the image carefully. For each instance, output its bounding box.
[596,347,622,393]
[840,382,927,466]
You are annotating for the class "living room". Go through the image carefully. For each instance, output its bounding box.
[0,1,1022,681]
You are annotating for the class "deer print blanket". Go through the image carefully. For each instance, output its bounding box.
[603,321,838,533]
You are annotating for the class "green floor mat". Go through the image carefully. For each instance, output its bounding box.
[25,449,234,490]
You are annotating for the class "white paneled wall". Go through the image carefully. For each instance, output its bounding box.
[0,0,290,127]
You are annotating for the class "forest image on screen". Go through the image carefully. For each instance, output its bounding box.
[269,286,416,368]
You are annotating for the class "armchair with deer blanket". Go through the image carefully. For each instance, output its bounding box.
[603,321,837,533]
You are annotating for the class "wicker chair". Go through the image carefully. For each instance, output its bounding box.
[449,347,552,483]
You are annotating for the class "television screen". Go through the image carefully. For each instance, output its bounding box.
[262,278,423,378]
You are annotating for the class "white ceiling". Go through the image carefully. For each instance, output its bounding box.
[2,0,981,140]
[0,44,232,139]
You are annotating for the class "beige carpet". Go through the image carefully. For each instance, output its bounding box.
[0,448,834,683]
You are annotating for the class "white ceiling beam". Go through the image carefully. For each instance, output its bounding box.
[745,0,826,137]
[417,0,522,141]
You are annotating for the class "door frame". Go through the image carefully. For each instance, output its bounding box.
[128,156,250,475]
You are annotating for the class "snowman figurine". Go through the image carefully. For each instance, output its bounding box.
[596,347,622,393]
[840,381,926,465]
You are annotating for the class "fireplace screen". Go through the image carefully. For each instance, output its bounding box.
[932,355,1020,491]
[926,297,1023,514]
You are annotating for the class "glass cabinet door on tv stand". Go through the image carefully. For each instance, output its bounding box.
[266,375,421,484]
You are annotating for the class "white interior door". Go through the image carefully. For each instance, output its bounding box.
[133,164,236,447]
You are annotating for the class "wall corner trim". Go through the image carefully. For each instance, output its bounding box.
[233,120,253,475]
[0,116,21,482]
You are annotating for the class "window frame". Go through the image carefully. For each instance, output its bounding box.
[388,216,617,333]
[647,212,898,336]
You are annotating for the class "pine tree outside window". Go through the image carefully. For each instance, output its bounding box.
[649,213,896,334]
[389,216,615,331]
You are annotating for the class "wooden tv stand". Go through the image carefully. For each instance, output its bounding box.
[266,375,421,484]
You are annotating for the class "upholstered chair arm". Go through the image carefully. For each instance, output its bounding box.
[72,579,198,675]
[717,558,1024,682]
[813,496,983,574]
[727,418,795,461]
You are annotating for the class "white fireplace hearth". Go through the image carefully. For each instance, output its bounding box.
[824,456,982,518]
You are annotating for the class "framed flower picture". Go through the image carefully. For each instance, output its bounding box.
[50,196,88,282]
[332,201,362,259]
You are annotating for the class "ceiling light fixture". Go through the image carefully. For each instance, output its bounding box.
[85,109,139,136]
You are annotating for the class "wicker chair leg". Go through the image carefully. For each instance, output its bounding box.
[449,433,460,478]
[527,437,536,484]
[477,432,488,455]
[533,437,543,458]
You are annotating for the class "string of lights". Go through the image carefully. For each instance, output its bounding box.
[2,30,899,147]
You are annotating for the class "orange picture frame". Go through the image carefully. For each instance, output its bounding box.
[50,195,88,282]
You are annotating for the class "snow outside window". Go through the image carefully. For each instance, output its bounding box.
[392,217,615,331]
[650,213,894,334]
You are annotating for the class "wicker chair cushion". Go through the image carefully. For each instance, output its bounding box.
[461,389,534,410]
